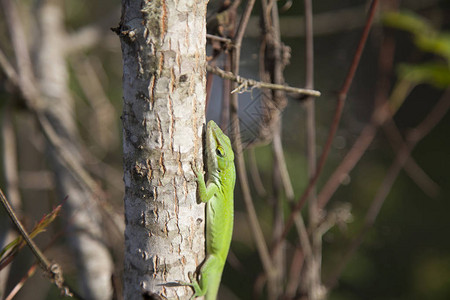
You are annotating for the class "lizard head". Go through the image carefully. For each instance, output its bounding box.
[206,120,234,178]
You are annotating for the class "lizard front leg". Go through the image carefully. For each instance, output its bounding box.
[193,164,219,203]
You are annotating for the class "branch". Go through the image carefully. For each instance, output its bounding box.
[382,120,440,197]
[0,188,74,297]
[325,89,450,288]
[229,0,275,285]
[272,0,380,253]
[247,149,267,197]
[0,48,19,85]
[206,33,232,44]
[206,65,321,97]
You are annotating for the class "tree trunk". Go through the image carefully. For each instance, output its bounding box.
[0,106,22,299]
[35,1,113,299]
[118,1,207,299]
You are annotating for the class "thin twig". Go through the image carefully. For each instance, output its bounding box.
[268,1,295,202]
[233,0,254,49]
[317,123,378,209]
[0,48,19,85]
[325,89,450,288]
[220,54,232,130]
[206,33,232,44]
[272,130,294,201]
[302,0,326,298]
[382,120,440,197]
[247,149,267,197]
[4,227,84,300]
[273,0,380,254]
[271,121,285,299]
[317,80,414,209]
[0,189,74,297]
[285,247,305,298]
[207,65,321,97]
[316,26,397,209]
[5,264,38,300]
[229,0,275,284]
[304,0,317,221]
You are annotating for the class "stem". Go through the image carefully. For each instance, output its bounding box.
[274,0,379,251]
[207,65,321,96]
[229,0,275,283]
[0,188,74,297]
[326,89,450,288]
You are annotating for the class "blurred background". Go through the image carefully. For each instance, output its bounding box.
[1,0,449,299]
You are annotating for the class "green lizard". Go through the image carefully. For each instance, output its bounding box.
[184,120,236,300]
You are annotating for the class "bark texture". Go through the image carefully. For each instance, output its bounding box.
[118,1,207,299]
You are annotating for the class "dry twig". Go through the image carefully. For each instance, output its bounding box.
[272,0,380,256]
[207,65,321,97]
[325,89,450,288]
[0,189,74,297]
[229,0,276,290]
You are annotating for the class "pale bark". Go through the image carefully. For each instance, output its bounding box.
[0,106,21,299]
[118,0,207,299]
[35,1,113,299]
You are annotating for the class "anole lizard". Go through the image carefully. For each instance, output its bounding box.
[184,120,236,300]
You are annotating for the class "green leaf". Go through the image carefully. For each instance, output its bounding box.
[398,63,450,88]
[416,33,450,63]
[383,11,433,36]
[383,11,450,63]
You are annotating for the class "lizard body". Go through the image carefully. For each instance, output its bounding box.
[187,120,235,300]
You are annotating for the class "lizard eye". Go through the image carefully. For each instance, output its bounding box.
[216,147,224,157]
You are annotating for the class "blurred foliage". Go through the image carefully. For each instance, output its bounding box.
[384,11,450,63]
[398,63,450,88]
[384,10,450,88]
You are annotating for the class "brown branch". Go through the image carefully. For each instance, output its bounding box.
[285,247,305,298]
[325,89,450,288]
[229,0,275,285]
[302,0,327,298]
[220,54,232,130]
[270,122,286,299]
[316,27,400,210]
[0,188,74,297]
[382,120,440,197]
[272,130,294,201]
[206,33,232,44]
[317,79,415,209]
[273,0,380,253]
[207,65,321,97]
[247,148,267,197]
[317,123,378,209]
[267,1,295,202]
[233,0,254,49]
